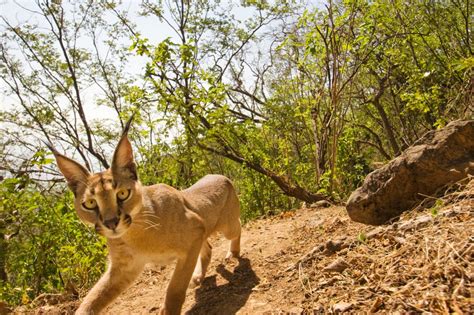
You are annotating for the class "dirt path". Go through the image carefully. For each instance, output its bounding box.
[105,206,352,315]
[31,187,473,314]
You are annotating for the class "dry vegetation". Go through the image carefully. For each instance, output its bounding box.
[291,178,474,313]
[21,178,473,314]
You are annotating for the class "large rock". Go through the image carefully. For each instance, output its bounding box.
[346,120,474,225]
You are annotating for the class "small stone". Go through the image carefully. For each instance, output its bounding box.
[392,236,406,245]
[289,306,304,314]
[399,215,432,231]
[308,218,325,227]
[323,239,345,255]
[323,258,349,273]
[333,301,353,312]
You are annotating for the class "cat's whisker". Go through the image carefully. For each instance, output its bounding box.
[145,223,161,230]
[132,219,161,230]
[142,214,160,219]
[140,213,160,219]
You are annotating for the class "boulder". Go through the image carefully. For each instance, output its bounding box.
[346,120,474,225]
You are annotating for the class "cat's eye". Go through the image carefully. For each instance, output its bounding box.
[117,188,131,201]
[82,199,97,210]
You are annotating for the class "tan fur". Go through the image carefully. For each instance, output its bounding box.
[51,133,241,315]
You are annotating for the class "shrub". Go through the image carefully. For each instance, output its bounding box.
[0,177,106,306]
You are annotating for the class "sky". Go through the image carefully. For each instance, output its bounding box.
[0,0,325,117]
[0,1,281,110]
[0,0,256,112]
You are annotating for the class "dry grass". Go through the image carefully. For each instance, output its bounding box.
[294,178,473,313]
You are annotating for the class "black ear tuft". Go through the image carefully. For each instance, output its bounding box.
[112,116,137,181]
[122,113,136,137]
[43,140,59,155]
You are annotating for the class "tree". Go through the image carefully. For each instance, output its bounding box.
[0,0,134,179]
[127,0,330,202]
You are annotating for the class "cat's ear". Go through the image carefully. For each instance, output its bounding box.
[112,116,137,181]
[47,145,90,195]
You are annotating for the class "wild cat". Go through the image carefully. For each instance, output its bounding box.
[49,119,241,315]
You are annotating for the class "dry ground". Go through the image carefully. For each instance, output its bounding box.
[21,180,474,314]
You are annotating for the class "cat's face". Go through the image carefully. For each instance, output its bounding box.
[52,133,142,239]
[74,169,143,239]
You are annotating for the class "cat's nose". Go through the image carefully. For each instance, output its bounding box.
[103,217,120,230]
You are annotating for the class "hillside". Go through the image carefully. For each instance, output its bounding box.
[23,179,473,314]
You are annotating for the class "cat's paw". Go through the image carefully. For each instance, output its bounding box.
[189,274,204,288]
[224,250,240,262]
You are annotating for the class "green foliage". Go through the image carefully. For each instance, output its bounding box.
[237,167,299,222]
[430,199,444,217]
[357,231,367,243]
[0,178,106,306]
[335,128,371,197]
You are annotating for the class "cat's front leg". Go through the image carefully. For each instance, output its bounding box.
[161,242,201,315]
[76,258,143,315]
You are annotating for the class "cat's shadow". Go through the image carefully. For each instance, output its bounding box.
[186,257,259,315]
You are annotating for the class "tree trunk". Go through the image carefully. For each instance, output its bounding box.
[0,235,8,282]
[371,70,401,156]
